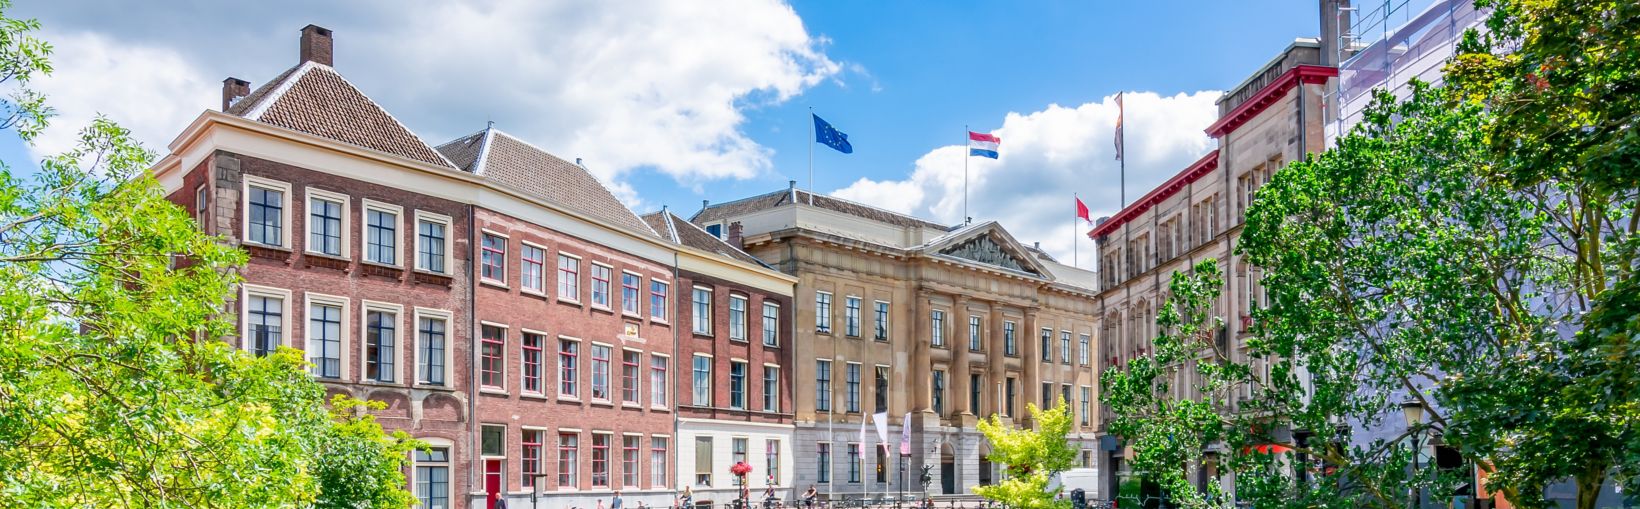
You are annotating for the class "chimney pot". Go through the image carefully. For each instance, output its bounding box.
[727,221,745,249]
[221,77,251,111]
[299,24,334,67]
[702,199,710,211]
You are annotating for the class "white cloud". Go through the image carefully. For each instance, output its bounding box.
[832,91,1221,268]
[23,0,839,196]
[29,31,217,160]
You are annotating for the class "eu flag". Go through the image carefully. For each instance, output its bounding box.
[813,114,853,154]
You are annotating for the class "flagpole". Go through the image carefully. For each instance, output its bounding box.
[963,125,970,225]
[1073,192,1079,268]
[809,107,816,206]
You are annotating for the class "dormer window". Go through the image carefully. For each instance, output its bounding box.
[704,223,723,238]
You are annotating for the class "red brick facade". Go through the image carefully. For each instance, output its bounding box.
[675,270,793,424]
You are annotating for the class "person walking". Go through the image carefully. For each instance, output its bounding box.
[612,491,625,509]
[491,492,509,509]
[802,486,817,509]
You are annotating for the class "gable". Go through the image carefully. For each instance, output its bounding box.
[938,232,1040,276]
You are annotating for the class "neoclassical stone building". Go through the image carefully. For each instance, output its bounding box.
[694,183,1100,499]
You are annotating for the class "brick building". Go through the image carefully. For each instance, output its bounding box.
[693,184,1101,501]
[1088,40,1333,501]
[641,210,797,506]
[149,25,794,509]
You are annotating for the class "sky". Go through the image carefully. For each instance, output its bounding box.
[5,0,1328,269]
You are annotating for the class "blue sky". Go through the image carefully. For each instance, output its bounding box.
[6,0,1331,265]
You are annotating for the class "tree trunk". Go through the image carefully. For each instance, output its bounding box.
[1575,465,1606,509]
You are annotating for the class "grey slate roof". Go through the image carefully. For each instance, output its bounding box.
[436,128,657,237]
[692,188,951,231]
[226,62,455,168]
[640,209,768,267]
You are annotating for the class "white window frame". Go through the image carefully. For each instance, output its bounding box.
[621,270,643,317]
[478,321,510,394]
[590,341,615,402]
[303,187,351,258]
[304,291,351,381]
[728,294,749,342]
[479,229,510,287]
[194,184,209,231]
[413,307,454,387]
[413,210,453,274]
[692,353,713,407]
[590,262,614,310]
[410,437,455,509]
[240,284,292,353]
[557,335,584,401]
[692,285,713,336]
[242,175,292,248]
[360,199,403,267]
[359,300,404,384]
[558,252,582,303]
[520,328,552,396]
[763,363,781,412]
[649,279,670,323]
[650,352,671,410]
[519,240,550,296]
[762,301,780,347]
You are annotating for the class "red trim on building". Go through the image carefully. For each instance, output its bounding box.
[1087,151,1220,239]
[1204,65,1338,138]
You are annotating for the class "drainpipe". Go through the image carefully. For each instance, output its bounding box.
[671,245,682,504]
[467,204,480,504]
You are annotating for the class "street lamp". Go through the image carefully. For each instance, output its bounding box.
[1401,400,1425,509]
[531,473,550,509]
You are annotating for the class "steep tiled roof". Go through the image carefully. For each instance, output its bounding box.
[226,62,455,168]
[437,129,656,237]
[692,188,951,231]
[641,210,769,267]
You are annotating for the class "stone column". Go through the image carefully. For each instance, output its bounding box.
[910,289,932,413]
[951,296,973,422]
[986,307,1007,419]
[1023,308,1041,426]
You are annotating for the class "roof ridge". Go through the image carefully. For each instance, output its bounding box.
[796,188,949,229]
[690,188,789,221]
[243,61,318,120]
[668,209,765,262]
[474,128,495,175]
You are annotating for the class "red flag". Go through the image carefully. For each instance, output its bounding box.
[1076,197,1091,224]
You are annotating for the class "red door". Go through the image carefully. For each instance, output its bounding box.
[485,459,504,502]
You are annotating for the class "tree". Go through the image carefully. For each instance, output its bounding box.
[0,4,419,507]
[973,399,1078,509]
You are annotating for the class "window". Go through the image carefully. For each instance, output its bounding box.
[307,193,344,257]
[415,447,450,509]
[817,443,832,483]
[308,299,343,379]
[623,435,641,488]
[694,436,713,486]
[1080,386,1092,426]
[523,430,543,490]
[847,443,861,483]
[622,350,641,404]
[1061,331,1073,365]
[1005,377,1017,416]
[932,370,945,414]
[591,264,612,307]
[559,340,579,397]
[692,355,712,406]
[480,233,506,282]
[480,325,504,388]
[732,437,748,466]
[246,179,286,247]
[416,213,449,274]
[591,344,612,401]
[651,437,669,488]
[558,433,579,487]
[364,307,397,383]
[1003,321,1017,356]
[692,287,713,335]
[762,302,780,347]
[874,366,889,413]
[482,424,505,456]
[418,315,447,386]
[1079,334,1091,365]
[558,254,581,301]
[520,244,546,293]
[844,296,861,337]
[591,433,611,487]
[815,292,832,333]
[729,295,748,341]
[969,316,983,351]
[1041,328,1053,362]
[875,444,888,483]
[845,363,861,413]
[242,292,282,356]
[763,365,780,412]
[1042,382,1054,410]
[194,185,208,231]
[766,439,781,484]
[931,310,945,347]
[1062,384,1073,412]
[705,223,722,237]
[970,374,983,415]
[650,281,669,321]
[522,333,544,394]
[874,301,889,341]
[816,360,832,412]
[622,272,642,315]
[364,202,399,265]
[729,361,747,409]
[651,355,669,407]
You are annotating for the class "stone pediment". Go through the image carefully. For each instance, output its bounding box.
[937,232,1041,276]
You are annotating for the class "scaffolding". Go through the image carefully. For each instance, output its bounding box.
[1328,0,1486,143]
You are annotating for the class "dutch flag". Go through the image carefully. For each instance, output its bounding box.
[968,131,1000,159]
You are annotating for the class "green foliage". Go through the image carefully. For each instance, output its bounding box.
[972,399,1078,509]
[0,5,420,508]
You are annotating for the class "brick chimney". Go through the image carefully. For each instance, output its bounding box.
[727,221,744,249]
[299,24,334,66]
[221,77,250,111]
